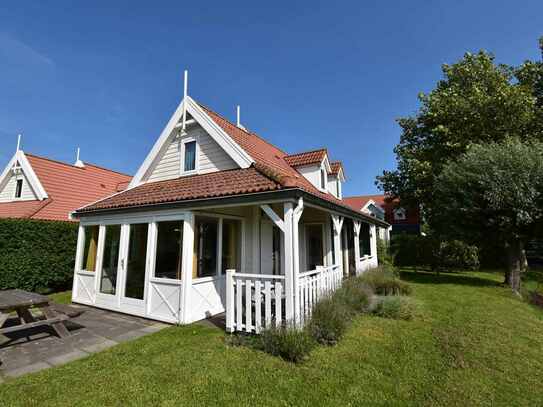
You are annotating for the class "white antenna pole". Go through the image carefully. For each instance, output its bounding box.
[236,105,241,127]
[182,70,188,132]
[76,147,80,162]
[16,134,21,152]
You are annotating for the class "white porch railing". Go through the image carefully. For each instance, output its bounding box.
[226,272,286,334]
[226,264,343,334]
[357,255,378,275]
[297,264,342,325]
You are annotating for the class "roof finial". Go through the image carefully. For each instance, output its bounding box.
[236,105,246,130]
[16,134,22,153]
[74,147,85,167]
[181,69,188,133]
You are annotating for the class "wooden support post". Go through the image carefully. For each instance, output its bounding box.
[370,224,378,263]
[180,212,195,324]
[225,269,235,332]
[331,215,344,276]
[283,202,295,323]
[353,221,361,275]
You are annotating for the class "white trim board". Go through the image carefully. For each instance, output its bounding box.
[129,96,254,188]
[0,150,48,201]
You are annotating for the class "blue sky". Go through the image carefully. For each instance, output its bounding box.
[1,1,542,196]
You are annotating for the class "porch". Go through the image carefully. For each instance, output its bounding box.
[72,195,383,332]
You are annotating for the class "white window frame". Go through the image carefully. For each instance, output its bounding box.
[393,207,407,221]
[13,177,24,199]
[319,165,328,192]
[180,136,199,175]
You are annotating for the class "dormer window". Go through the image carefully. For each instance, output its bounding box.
[320,167,326,190]
[394,207,407,221]
[182,138,197,174]
[14,179,23,198]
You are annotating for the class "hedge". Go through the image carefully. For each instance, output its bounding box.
[0,218,78,293]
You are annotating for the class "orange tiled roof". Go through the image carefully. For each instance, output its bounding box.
[329,161,344,176]
[284,149,327,168]
[0,154,131,222]
[78,103,384,224]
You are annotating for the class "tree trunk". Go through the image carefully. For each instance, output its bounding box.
[506,239,523,293]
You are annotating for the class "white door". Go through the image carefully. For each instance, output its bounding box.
[95,224,123,309]
[119,223,151,316]
[260,221,274,274]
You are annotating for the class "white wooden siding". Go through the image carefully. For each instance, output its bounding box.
[146,126,238,182]
[297,164,321,190]
[0,171,37,202]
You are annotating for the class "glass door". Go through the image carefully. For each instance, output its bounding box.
[120,223,150,313]
[96,224,123,307]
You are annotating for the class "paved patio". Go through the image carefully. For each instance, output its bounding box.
[0,305,168,380]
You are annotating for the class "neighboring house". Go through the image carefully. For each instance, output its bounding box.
[0,149,131,222]
[70,92,389,332]
[344,194,421,236]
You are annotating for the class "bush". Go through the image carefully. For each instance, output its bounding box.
[335,277,373,313]
[391,235,479,272]
[260,324,315,363]
[377,238,394,267]
[359,266,412,296]
[372,296,420,320]
[0,219,78,293]
[307,297,352,345]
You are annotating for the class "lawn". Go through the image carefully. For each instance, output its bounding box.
[2,270,543,406]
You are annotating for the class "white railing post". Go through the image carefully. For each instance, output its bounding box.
[353,221,361,276]
[225,269,235,332]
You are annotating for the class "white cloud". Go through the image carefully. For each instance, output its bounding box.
[0,33,54,68]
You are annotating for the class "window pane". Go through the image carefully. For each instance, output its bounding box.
[100,225,121,295]
[15,179,23,198]
[124,224,148,299]
[221,219,241,274]
[184,141,196,172]
[306,224,324,270]
[359,223,371,256]
[320,169,326,189]
[82,225,99,272]
[194,216,218,278]
[155,220,184,280]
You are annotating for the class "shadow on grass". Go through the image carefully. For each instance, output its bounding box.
[400,269,503,288]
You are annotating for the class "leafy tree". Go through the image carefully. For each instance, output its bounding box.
[377,40,543,223]
[433,138,543,292]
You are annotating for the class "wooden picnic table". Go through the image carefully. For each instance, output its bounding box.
[0,289,70,338]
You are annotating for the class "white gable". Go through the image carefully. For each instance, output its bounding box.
[0,151,48,202]
[146,125,238,182]
[130,96,253,188]
[0,170,37,202]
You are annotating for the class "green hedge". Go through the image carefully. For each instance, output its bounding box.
[0,218,78,293]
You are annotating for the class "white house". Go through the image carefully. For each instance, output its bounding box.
[71,84,389,333]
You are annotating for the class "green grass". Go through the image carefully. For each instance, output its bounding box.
[47,290,72,305]
[2,270,543,406]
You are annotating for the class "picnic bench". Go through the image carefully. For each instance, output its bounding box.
[0,289,75,338]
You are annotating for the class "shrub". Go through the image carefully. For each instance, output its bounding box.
[0,219,78,293]
[335,277,373,313]
[307,297,352,345]
[372,296,420,320]
[260,324,315,363]
[377,238,394,267]
[359,267,412,296]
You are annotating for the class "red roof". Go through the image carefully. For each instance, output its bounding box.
[78,103,387,225]
[344,194,420,225]
[284,149,327,168]
[0,153,131,222]
[329,161,344,177]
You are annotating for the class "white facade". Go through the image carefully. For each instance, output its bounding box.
[0,170,36,202]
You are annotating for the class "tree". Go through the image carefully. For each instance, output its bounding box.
[433,138,543,292]
[377,41,543,223]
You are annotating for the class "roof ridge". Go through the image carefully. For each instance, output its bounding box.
[284,147,328,158]
[24,152,131,178]
[196,101,288,156]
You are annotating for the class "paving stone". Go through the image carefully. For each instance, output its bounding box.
[113,330,148,343]
[4,362,51,378]
[46,350,88,366]
[81,339,118,354]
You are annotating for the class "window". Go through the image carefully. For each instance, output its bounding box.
[194,216,218,278]
[221,219,241,274]
[393,208,407,221]
[320,168,326,190]
[100,224,121,295]
[155,220,184,280]
[359,223,371,256]
[183,140,196,172]
[305,224,324,271]
[14,179,23,198]
[124,224,148,300]
[81,225,99,272]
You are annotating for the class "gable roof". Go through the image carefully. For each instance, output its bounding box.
[283,149,328,168]
[343,194,390,212]
[0,152,131,222]
[76,101,389,227]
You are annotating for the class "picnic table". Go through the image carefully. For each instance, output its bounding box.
[0,289,70,338]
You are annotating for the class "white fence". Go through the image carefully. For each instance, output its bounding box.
[226,272,285,334]
[297,265,343,325]
[226,264,343,334]
[357,255,378,275]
